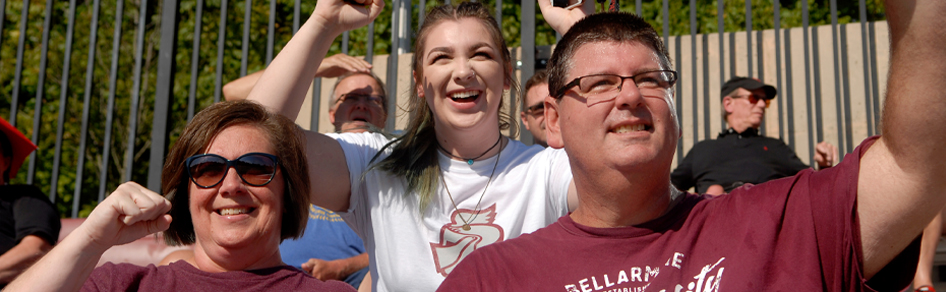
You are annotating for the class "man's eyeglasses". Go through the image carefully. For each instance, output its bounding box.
[524,103,544,116]
[731,94,771,108]
[554,70,678,104]
[336,93,384,107]
[185,153,279,188]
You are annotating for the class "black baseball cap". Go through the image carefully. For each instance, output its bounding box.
[720,77,777,100]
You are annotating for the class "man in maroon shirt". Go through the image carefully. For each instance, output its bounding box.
[438,0,944,291]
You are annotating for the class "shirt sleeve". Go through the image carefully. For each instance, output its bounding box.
[332,132,392,237]
[542,147,573,215]
[671,148,697,192]
[12,186,60,246]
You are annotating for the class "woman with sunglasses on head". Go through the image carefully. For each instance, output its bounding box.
[245,0,595,290]
[5,100,354,292]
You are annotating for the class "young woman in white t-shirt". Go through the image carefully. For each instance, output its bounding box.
[246,0,592,290]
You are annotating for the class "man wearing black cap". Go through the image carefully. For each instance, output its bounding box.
[671,76,838,195]
[0,118,60,288]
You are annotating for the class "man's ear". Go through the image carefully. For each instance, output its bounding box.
[722,96,735,114]
[520,111,531,131]
[328,108,337,124]
[545,95,565,149]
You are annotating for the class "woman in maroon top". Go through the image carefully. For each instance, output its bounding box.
[6,101,353,292]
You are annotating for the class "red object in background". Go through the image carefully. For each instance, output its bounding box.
[0,117,37,180]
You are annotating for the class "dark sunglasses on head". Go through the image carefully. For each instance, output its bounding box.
[185,153,279,188]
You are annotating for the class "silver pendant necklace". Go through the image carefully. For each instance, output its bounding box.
[441,139,503,231]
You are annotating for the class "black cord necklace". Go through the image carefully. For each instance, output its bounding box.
[437,135,503,165]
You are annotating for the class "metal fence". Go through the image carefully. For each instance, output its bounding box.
[0,0,887,217]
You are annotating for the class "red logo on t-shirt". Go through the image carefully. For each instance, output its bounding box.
[429,204,505,276]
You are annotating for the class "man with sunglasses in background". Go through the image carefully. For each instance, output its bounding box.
[670,76,838,195]
[521,71,551,147]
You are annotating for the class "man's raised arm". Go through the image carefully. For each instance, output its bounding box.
[245,0,383,119]
[857,0,946,278]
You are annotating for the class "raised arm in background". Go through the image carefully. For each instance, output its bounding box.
[857,0,946,278]
[245,0,383,212]
[536,0,594,35]
[223,53,373,101]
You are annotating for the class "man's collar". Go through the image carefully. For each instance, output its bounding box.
[718,127,759,138]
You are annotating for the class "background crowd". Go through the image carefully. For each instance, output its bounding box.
[1,0,943,291]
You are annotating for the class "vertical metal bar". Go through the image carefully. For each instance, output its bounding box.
[386,0,401,133]
[366,22,375,62]
[662,0,669,45]
[495,0,501,26]
[784,28,795,150]
[188,0,205,120]
[148,0,181,192]
[674,36,682,161]
[868,22,880,135]
[718,0,726,129]
[521,0,536,143]
[840,25,852,155]
[125,0,149,182]
[0,0,6,50]
[775,0,784,141]
[9,0,30,124]
[812,30,823,146]
[802,0,816,162]
[343,32,350,54]
[73,0,102,218]
[400,0,412,53]
[100,0,125,202]
[266,0,276,64]
[51,0,78,202]
[757,30,765,136]
[419,0,426,28]
[29,0,56,184]
[311,78,321,131]
[745,0,752,77]
[241,0,252,77]
[689,0,697,146]
[858,0,874,136]
[635,0,641,16]
[294,0,300,33]
[701,34,711,141]
[214,0,230,103]
[830,0,843,153]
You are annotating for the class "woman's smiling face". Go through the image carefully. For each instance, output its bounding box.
[188,124,285,259]
[417,17,510,132]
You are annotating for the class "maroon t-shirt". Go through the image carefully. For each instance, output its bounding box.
[82,261,356,291]
[439,137,919,292]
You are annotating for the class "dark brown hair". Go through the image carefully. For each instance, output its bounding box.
[161,100,310,245]
[548,12,672,99]
[522,70,549,110]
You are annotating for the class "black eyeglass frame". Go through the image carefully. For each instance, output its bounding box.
[185,152,280,188]
[552,69,679,100]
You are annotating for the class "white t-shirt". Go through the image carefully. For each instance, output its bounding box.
[330,132,572,292]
